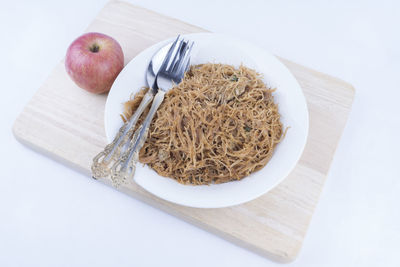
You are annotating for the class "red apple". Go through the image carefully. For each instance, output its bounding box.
[65,32,124,94]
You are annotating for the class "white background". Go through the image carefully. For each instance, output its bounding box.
[1,0,399,266]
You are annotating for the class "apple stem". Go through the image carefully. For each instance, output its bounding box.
[89,43,100,53]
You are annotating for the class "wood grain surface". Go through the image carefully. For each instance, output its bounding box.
[12,0,355,262]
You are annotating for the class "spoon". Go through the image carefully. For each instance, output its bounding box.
[146,42,173,87]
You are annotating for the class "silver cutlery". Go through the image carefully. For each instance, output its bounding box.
[110,38,194,186]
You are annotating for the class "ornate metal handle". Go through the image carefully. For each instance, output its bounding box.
[110,90,166,186]
[91,91,155,179]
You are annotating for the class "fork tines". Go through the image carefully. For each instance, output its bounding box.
[164,37,194,74]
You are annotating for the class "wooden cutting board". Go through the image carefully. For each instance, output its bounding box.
[12,0,355,262]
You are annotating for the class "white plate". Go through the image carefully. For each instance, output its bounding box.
[105,33,309,208]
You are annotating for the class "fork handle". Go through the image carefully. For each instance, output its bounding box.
[110,90,166,184]
[91,90,155,179]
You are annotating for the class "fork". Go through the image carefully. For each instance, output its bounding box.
[91,36,184,179]
[110,39,194,185]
